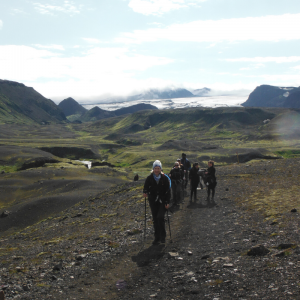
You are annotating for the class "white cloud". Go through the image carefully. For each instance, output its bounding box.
[225,56,300,63]
[10,8,27,15]
[128,0,206,16]
[33,1,82,16]
[240,63,265,71]
[116,13,300,44]
[0,45,174,99]
[0,20,2,29]
[34,44,65,50]
[82,38,103,44]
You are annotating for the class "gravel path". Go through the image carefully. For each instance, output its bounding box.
[1,159,300,299]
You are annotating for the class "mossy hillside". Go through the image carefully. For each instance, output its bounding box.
[228,158,300,232]
[0,94,37,125]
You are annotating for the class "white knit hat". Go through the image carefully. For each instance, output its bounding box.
[153,160,162,169]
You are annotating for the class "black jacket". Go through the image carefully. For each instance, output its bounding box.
[205,166,216,188]
[189,166,200,185]
[169,167,184,183]
[143,173,171,204]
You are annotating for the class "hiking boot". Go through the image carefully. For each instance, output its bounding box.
[152,237,160,245]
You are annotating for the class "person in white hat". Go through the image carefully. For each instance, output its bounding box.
[143,160,171,245]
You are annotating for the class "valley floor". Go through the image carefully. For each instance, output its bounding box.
[1,159,300,299]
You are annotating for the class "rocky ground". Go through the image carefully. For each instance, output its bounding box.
[1,158,300,299]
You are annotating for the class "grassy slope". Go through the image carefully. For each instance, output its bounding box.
[0,94,36,124]
[1,106,300,233]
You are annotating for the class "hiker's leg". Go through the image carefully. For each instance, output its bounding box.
[157,203,166,241]
[207,188,211,201]
[149,198,160,241]
[212,188,215,201]
[172,185,177,204]
[190,184,194,201]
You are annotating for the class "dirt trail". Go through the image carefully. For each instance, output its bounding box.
[1,160,300,299]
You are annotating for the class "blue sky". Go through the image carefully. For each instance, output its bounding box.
[1,0,300,103]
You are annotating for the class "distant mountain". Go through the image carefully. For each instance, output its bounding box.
[74,103,157,122]
[126,88,194,101]
[80,106,115,122]
[58,97,87,116]
[0,80,67,124]
[114,103,158,116]
[192,87,211,96]
[242,85,300,108]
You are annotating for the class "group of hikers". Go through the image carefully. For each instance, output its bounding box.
[142,153,217,245]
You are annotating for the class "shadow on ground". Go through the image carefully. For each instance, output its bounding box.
[132,244,165,267]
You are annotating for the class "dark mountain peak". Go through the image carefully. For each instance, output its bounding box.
[0,79,67,124]
[80,106,115,122]
[58,97,87,117]
[242,85,300,108]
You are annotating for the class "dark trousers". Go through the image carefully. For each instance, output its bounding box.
[207,187,215,200]
[184,171,189,188]
[172,182,181,204]
[149,197,166,240]
[190,183,198,201]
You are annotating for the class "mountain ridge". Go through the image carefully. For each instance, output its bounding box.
[0,79,67,124]
[242,84,300,108]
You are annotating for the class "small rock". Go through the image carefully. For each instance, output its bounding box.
[76,254,87,261]
[53,263,63,271]
[291,208,297,213]
[187,251,193,256]
[277,243,294,250]
[201,254,210,259]
[223,264,234,268]
[168,252,179,259]
[15,285,23,292]
[15,267,23,272]
[23,285,30,291]
[247,244,270,256]
[274,250,287,257]
[0,211,10,218]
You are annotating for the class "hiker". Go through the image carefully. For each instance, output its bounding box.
[205,160,217,203]
[177,158,185,200]
[169,161,184,205]
[143,160,171,245]
[181,153,191,189]
[189,162,200,203]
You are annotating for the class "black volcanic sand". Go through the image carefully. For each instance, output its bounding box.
[1,158,300,299]
[0,166,126,236]
[0,145,54,165]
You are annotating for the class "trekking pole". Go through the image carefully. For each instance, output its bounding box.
[144,197,147,240]
[167,210,172,243]
[138,197,147,254]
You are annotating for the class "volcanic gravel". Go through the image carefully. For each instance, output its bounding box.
[1,159,300,299]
